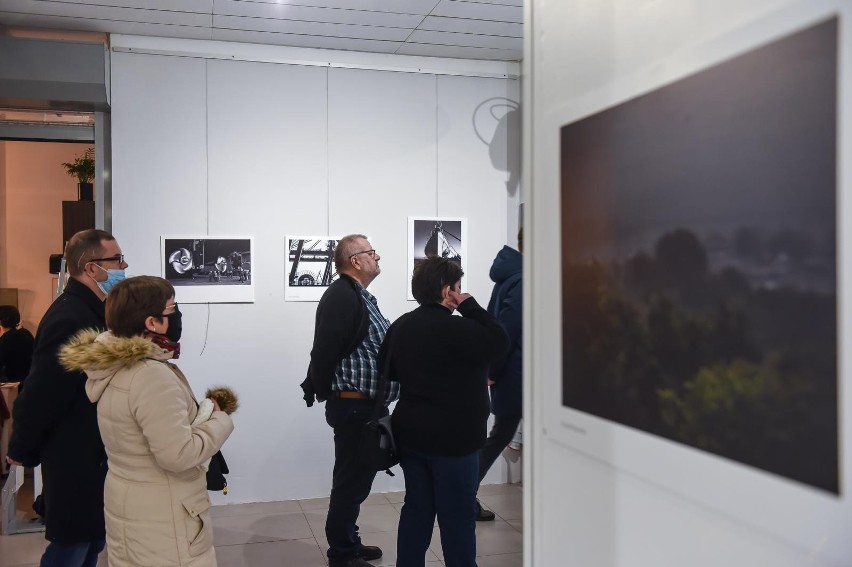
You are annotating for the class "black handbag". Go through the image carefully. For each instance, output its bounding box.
[359,414,398,474]
[358,340,399,476]
[206,450,230,494]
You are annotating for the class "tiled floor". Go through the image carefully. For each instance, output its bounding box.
[0,483,522,567]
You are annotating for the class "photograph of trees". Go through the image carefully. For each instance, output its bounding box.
[560,18,838,493]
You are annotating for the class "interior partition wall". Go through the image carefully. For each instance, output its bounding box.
[110,37,520,504]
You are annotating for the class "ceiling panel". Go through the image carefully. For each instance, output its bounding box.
[431,0,523,23]
[44,0,213,12]
[408,29,522,51]
[214,15,411,41]
[227,0,441,15]
[0,0,524,61]
[215,0,424,28]
[212,27,401,54]
[2,0,212,26]
[0,12,214,39]
[457,0,522,6]
[418,15,521,37]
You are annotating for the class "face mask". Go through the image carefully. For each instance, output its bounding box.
[92,264,126,295]
[165,307,182,343]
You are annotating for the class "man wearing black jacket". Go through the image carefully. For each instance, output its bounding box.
[308,234,399,567]
[6,229,127,567]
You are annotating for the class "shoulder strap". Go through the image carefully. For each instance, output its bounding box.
[371,319,398,420]
[342,277,368,357]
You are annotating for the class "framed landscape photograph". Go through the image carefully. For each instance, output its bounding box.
[540,7,851,563]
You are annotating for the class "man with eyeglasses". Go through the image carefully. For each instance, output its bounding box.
[7,229,128,567]
[305,234,399,567]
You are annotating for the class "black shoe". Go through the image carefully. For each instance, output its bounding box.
[358,545,383,561]
[329,557,376,567]
[475,499,496,521]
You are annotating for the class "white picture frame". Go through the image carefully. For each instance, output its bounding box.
[285,236,341,302]
[538,4,852,564]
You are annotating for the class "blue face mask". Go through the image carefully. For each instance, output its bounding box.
[93,264,126,295]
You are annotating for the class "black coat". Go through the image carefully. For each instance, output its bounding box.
[303,274,368,404]
[0,326,34,381]
[379,299,509,457]
[9,278,108,543]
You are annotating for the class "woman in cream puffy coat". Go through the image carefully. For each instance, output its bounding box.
[60,276,233,567]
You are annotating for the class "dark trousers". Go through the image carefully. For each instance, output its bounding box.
[40,539,105,567]
[325,397,386,563]
[477,414,522,484]
[397,449,479,567]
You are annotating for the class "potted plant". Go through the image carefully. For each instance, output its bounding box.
[62,147,95,201]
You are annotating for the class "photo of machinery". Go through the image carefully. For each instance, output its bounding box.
[288,238,338,287]
[407,217,467,300]
[285,236,340,301]
[163,238,252,286]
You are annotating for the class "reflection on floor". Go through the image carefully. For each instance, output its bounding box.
[0,483,522,567]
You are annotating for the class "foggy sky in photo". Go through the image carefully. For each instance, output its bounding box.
[560,18,836,280]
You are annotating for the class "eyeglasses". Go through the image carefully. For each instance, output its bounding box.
[349,249,377,260]
[163,302,178,315]
[90,254,125,264]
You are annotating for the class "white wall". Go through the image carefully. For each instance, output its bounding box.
[527,0,851,566]
[110,37,520,504]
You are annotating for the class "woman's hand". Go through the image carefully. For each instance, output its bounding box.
[447,290,472,309]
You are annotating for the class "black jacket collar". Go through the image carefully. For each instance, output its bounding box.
[64,277,106,317]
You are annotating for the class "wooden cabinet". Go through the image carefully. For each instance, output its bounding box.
[61,200,95,249]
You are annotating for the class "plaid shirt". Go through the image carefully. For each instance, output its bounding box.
[334,286,400,403]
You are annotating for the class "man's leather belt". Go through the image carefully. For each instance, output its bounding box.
[336,390,370,400]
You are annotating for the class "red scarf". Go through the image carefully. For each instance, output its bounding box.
[143,331,181,360]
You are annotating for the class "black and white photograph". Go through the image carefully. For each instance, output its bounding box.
[285,236,340,302]
[407,217,467,300]
[161,236,254,303]
[560,18,837,493]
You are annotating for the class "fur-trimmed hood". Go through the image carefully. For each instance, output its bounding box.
[60,329,175,403]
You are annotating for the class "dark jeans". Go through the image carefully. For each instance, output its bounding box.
[477,414,522,484]
[325,397,386,563]
[397,448,479,567]
[40,539,105,567]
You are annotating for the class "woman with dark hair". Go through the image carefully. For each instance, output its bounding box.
[379,257,509,567]
[59,276,234,567]
[0,305,34,383]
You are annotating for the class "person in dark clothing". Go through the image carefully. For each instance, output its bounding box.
[475,228,524,521]
[0,305,34,383]
[308,234,398,567]
[6,229,128,567]
[379,257,509,567]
